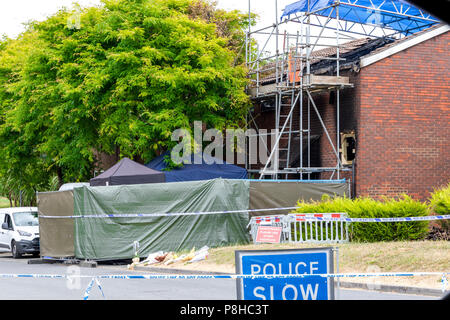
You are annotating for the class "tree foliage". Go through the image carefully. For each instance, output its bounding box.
[0,0,253,205]
[429,183,450,233]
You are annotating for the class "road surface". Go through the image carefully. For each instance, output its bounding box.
[0,251,441,300]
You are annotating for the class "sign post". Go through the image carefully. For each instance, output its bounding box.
[235,248,335,300]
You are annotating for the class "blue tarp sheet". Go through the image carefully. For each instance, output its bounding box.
[146,152,248,182]
[281,0,439,34]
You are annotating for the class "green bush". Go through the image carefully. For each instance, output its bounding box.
[294,195,429,242]
[429,183,450,232]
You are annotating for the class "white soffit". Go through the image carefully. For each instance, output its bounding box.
[360,25,450,68]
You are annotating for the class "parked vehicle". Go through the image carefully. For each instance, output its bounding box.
[0,207,39,258]
[59,182,89,191]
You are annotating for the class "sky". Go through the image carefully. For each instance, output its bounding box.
[0,0,366,54]
[0,0,101,38]
[0,0,300,38]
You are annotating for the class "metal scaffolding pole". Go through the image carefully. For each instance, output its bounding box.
[274,0,280,179]
[246,0,437,180]
[336,3,341,180]
[245,0,250,174]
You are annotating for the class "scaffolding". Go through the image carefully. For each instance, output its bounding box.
[244,0,440,181]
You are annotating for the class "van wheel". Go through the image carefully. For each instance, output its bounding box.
[11,241,21,259]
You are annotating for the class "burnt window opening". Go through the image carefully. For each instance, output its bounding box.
[260,99,276,112]
[340,132,356,166]
[329,91,336,105]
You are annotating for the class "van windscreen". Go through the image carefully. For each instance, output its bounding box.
[13,212,39,227]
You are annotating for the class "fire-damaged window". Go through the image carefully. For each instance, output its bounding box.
[340,132,356,166]
[329,91,336,105]
[260,99,275,112]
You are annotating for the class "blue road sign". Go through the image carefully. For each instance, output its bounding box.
[235,248,334,300]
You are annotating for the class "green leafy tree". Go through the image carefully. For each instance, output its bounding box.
[0,0,254,202]
[0,31,55,205]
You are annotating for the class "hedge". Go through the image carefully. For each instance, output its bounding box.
[294,195,429,242]
[429,183,450,232]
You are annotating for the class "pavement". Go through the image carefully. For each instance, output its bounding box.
[0,257,441,300]
[1,250,447,299]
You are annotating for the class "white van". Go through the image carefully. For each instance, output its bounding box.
[0,207,39,258]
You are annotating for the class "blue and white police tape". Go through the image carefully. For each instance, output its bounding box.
[296,215,450,223]
[442,274,448,292]
[93,272,449,292]
[2,272,448,280]
[83,277,95,300]
[254,214,450,223]
[83,277,105,300]
[1,272,448,298]
[38,207,450,223]
[38,206,301,219]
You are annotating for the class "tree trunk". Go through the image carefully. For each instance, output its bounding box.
[56,166,64,189]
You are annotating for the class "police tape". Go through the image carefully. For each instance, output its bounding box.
[38,206,300,219]
[83,277,95,300]
[253,214,450,223]
[38,207,450,223]
[83,277,105,300]
[1,272,448,299]
[2,272,449,280]
[1,272,448,280]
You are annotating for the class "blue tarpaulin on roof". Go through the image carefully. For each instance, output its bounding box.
[281,0,440,35]
[146,152,248,182]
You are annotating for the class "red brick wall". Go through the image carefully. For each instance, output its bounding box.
[355,31,450,201]
[249,93,330,176]
[249,31,449,200]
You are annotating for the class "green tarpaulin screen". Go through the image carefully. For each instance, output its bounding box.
[39,178,349,260]
[249,180,349,216]
[73,179,251,260]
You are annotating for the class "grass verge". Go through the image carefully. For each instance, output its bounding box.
[151,241,449,289]
[207,241,449,272]
[0,197,10,208]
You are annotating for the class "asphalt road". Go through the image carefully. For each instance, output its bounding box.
[0,251,440,300]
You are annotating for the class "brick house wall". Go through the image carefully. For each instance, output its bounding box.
[355,31,450,201]
[250,30,449,201]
